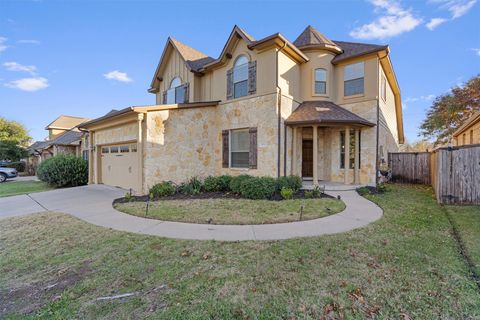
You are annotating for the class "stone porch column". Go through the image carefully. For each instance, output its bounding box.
[313,125,318,185]
[344,126,350,184]
[137,113,144,194]
[354,129,360,184]
[292,126,297,176]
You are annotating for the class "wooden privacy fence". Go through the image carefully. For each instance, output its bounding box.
[389,144,480,205]
[431,145,480,205]
[388,152,431,184]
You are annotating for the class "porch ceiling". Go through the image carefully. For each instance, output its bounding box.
[285,101,375,127]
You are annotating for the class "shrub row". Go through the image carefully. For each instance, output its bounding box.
[149,175,303,200]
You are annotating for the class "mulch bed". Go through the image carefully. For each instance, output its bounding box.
[113,190,332,205]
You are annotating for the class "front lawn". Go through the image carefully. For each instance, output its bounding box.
[1,184,479,318]
[114,198,345,224]
[0,181,52,197]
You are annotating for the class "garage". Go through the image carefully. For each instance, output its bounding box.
[100,143,139,191]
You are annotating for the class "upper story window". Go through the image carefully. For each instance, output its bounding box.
[344,62,364,96]
[381,75,387,101]
[233,55,249,98]
[165,77,186,104]
[314,68,327,95]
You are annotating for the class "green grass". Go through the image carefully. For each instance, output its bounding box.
[445,205,480,275]
[114,198,345,224]
[0,184,479,319]
[0,181,52,197]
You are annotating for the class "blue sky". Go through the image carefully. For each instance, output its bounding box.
[0,0,479,142]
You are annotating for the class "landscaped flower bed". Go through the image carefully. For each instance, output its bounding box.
[113,175,345,225]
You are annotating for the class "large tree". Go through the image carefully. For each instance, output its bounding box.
[0,117,31,161]
[419,75,480,145]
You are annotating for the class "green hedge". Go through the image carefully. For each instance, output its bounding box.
[150,181,176,198]
[276,175,302,192]
[204,175,232,192]
[239,176,277,199]
[37,155,88,188]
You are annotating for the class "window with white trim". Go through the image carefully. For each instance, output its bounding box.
[166,77,185,104]
[344,62,364,96]
[230,129,250,168]
[314,68,327,95]
[233,56,249,98]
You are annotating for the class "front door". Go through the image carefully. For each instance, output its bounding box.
[302,139,313,177]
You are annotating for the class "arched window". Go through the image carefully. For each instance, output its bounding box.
[166,77,185,104]
[314,68,327,95]
[233,55,249,98]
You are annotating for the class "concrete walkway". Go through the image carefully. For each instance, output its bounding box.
[0,185,383,241]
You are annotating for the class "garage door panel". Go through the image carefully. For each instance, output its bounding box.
[100,143,139,191]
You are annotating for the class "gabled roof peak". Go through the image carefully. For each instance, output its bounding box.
[293,25,342,54]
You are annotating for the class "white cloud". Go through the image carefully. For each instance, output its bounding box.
[103,70,132,83]
[3,62,37,75]
[5,77,49,92]
[426,18,448,30]
[0,36,8,53]
[472,48,480,56]
[350,0,422,39]
[403,94,436,109]
[17,39,40,45]
[431,0,477,18]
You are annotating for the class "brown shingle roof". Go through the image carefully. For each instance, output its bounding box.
[285,101,375,126]
[170,38,215,72]
[293,26,342,53]
[331,41,388,64]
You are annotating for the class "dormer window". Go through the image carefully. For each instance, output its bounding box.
[344,62,364,96]
[233,55,249,98]
[314,68,327,95]
[166,77,185,104]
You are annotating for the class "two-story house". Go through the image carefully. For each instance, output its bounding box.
[80,25,404,193]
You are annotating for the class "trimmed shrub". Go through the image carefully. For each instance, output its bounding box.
[179,176,203,195]
[239,176,276,199]
[150,181,176,198]
[37,155,87,188]
[204,175,232,192]
[276,175,302,192]
[229,174,254,194]
[280,187,294,200]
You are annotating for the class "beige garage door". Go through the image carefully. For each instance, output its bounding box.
[100,143,139,191]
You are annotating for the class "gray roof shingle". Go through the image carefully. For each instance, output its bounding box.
[285,101,375,126]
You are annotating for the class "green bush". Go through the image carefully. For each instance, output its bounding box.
[280,187,294,200]
[239,176,276,199]
[305,190,314,199]
[179,176,203,195]
[276,175,302,192]
[149,181,176,198]
[203,175,232,192]
[37,155,87,188]
[229,174,254,194]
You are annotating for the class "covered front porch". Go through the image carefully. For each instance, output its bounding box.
[285,101,376,187]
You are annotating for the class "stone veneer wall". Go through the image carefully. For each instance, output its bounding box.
[143,93,280,190]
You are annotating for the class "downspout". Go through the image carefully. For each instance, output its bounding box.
[375,98,380,186]
[276,42,288,178]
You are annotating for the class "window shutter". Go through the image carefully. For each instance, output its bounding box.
[183,82,189,103]
[162,91,167,104]
[248,60,257,95]
[222,130,229,168]
[249,127,257,169]
[226,68,233,100]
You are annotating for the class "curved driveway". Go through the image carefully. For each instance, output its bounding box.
[0,184,382,241]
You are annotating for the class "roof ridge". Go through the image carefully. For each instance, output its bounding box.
[169,37,213,61]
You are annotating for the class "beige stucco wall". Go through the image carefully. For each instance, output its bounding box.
[378,63,399,160]
[298,50,336,101]
[454,120,480,146]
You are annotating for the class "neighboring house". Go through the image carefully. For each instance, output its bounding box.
[80,25,404,194]
[452,111,480,146]
[28,115,90,171]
